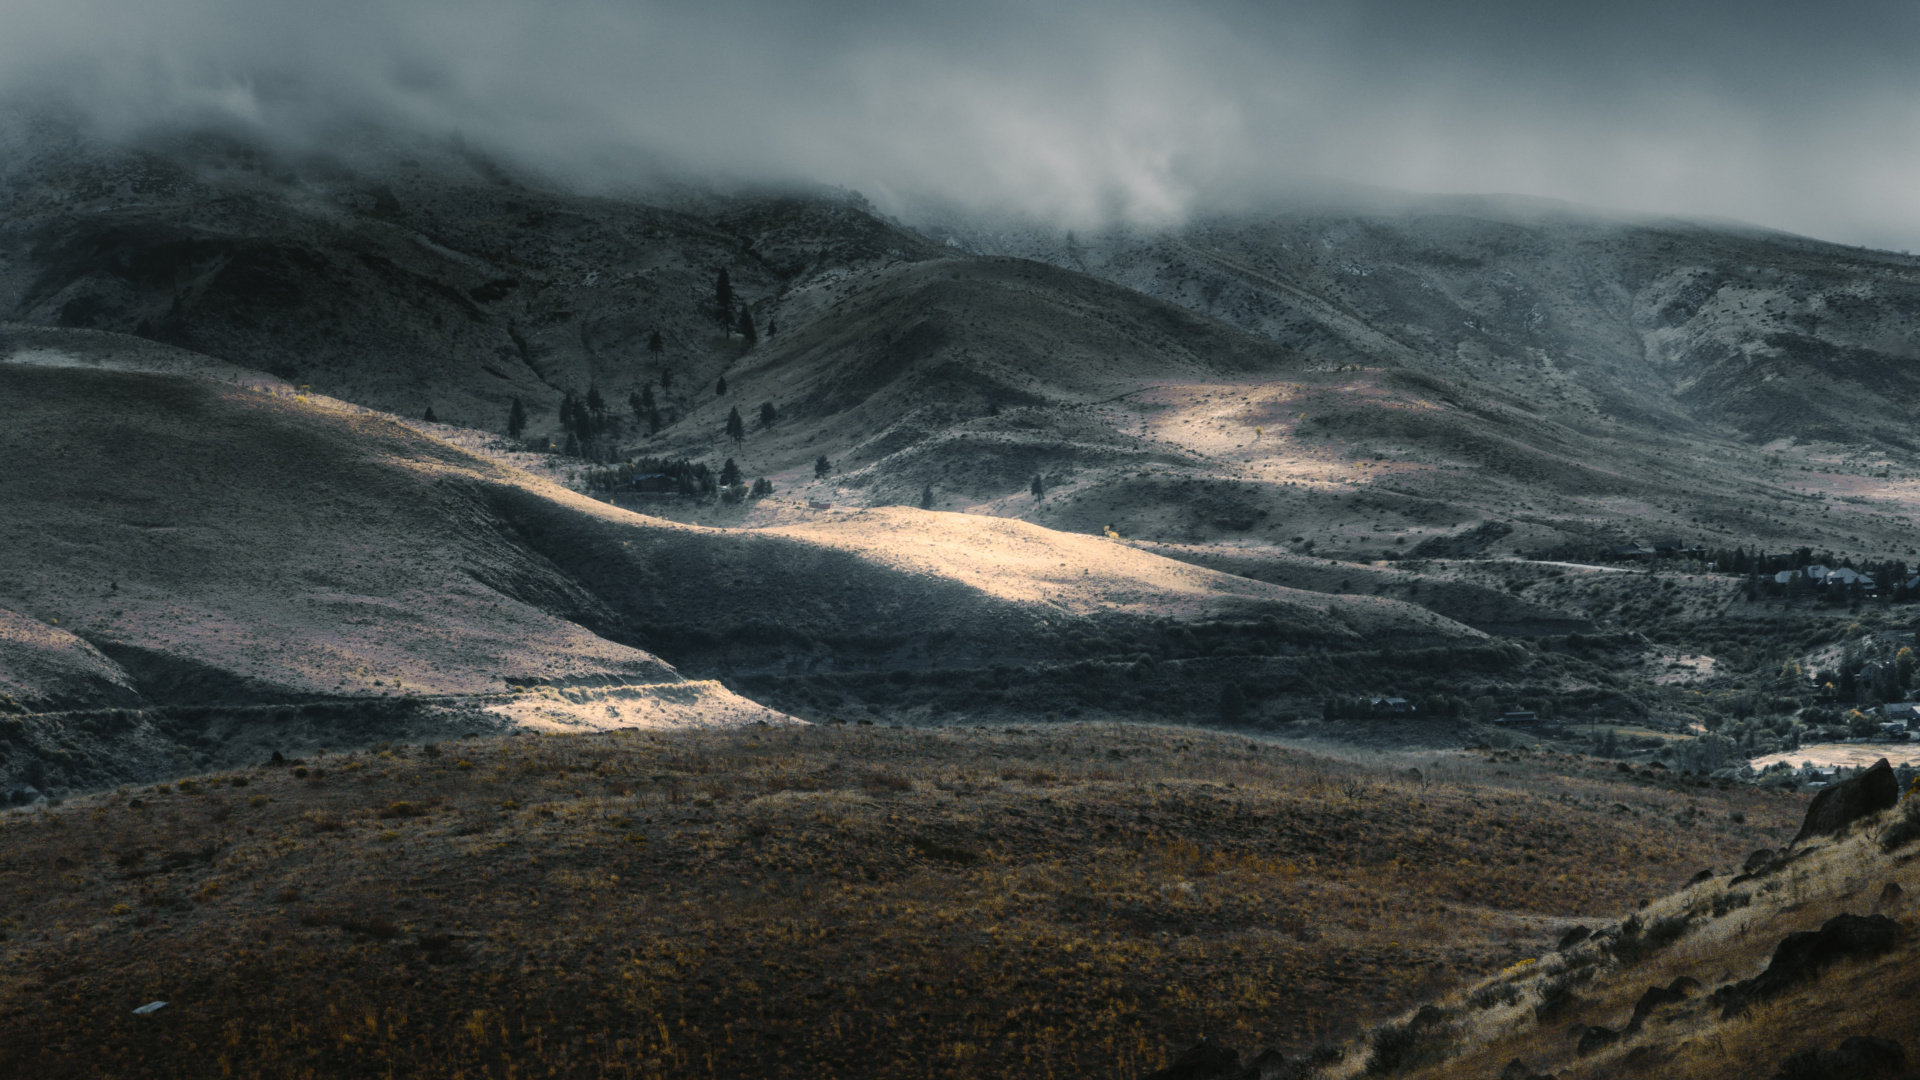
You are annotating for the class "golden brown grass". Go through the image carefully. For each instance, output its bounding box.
[1376,806,1920,1080]
[0,723,1798,1079]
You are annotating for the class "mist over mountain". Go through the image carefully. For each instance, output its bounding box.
[3,0,1919,249]
[8,122,1919,561]
[918,195,1920,449]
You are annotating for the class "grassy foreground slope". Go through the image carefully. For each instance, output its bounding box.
[0,723,1800,1079]
[1320,785,1920,1080]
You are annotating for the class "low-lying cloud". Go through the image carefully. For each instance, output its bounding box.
[3,0,1917,250]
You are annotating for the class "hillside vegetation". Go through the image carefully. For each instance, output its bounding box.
[0,722,1802,1079]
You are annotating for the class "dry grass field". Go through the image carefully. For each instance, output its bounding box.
[0,723,1801,1079]
[1338,792,1920,1079]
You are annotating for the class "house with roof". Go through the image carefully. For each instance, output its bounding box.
[1369,696,1412,715]
[1881,702,1920,728]
[1825,567,1876,592]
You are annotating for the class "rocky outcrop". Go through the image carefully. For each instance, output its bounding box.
[1713,914,1901,1017]
[1771,1036,1908,1080]
[1793,760,1898,844]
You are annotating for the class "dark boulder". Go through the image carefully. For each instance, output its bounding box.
[1143,1039,1239,1080]
[1556,925,1593,950]
[1879,882,1906,909]
[1685,868,1716,887]
[1230,1048,1288,1080]
[1714,914,1901,1017]
[1574,1026,1619,1056]
[1793,759,1898,844]
[1771,1035,1908,1080]
[1625,975,1701,1031]
[1499,1059,1555,1080]
[1744,848,1778,874]
[1534,981,1580,1022]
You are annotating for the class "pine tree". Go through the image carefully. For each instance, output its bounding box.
[559,390,578,432]
[738,307,757,344]
[659,367,673,390]
[647,407,661,435]
[814,454,830,479]
[767,319,778,337]
[720,457,742,487]
[564,431,581,457]
[507,396,526,437]
[1031,474,1045,499]
[715,268,733,330]
[725,406,745,444]
[648,329,664,362]
[758,402,777,428]
[423,406,437,423]
[919,483,933,510]
[716,376,727,396]
[587,385,606,416]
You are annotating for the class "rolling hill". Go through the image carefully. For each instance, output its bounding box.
[9,121,1920,574]
[0,325,1478,789]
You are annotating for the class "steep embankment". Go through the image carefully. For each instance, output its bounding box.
[0,607,145,713]
[1128,542,1594,637]
[1361,774,1920,1079]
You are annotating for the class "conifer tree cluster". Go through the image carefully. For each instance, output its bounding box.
[630,386,662,436]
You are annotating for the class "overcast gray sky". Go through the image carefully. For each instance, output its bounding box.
[5,0,1918,249]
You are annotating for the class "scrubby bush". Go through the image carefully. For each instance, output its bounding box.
[1365,1017,1454,1075]
[1880,789,1920,852]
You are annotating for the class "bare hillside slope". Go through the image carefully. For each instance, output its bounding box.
[0,337,1478,710]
